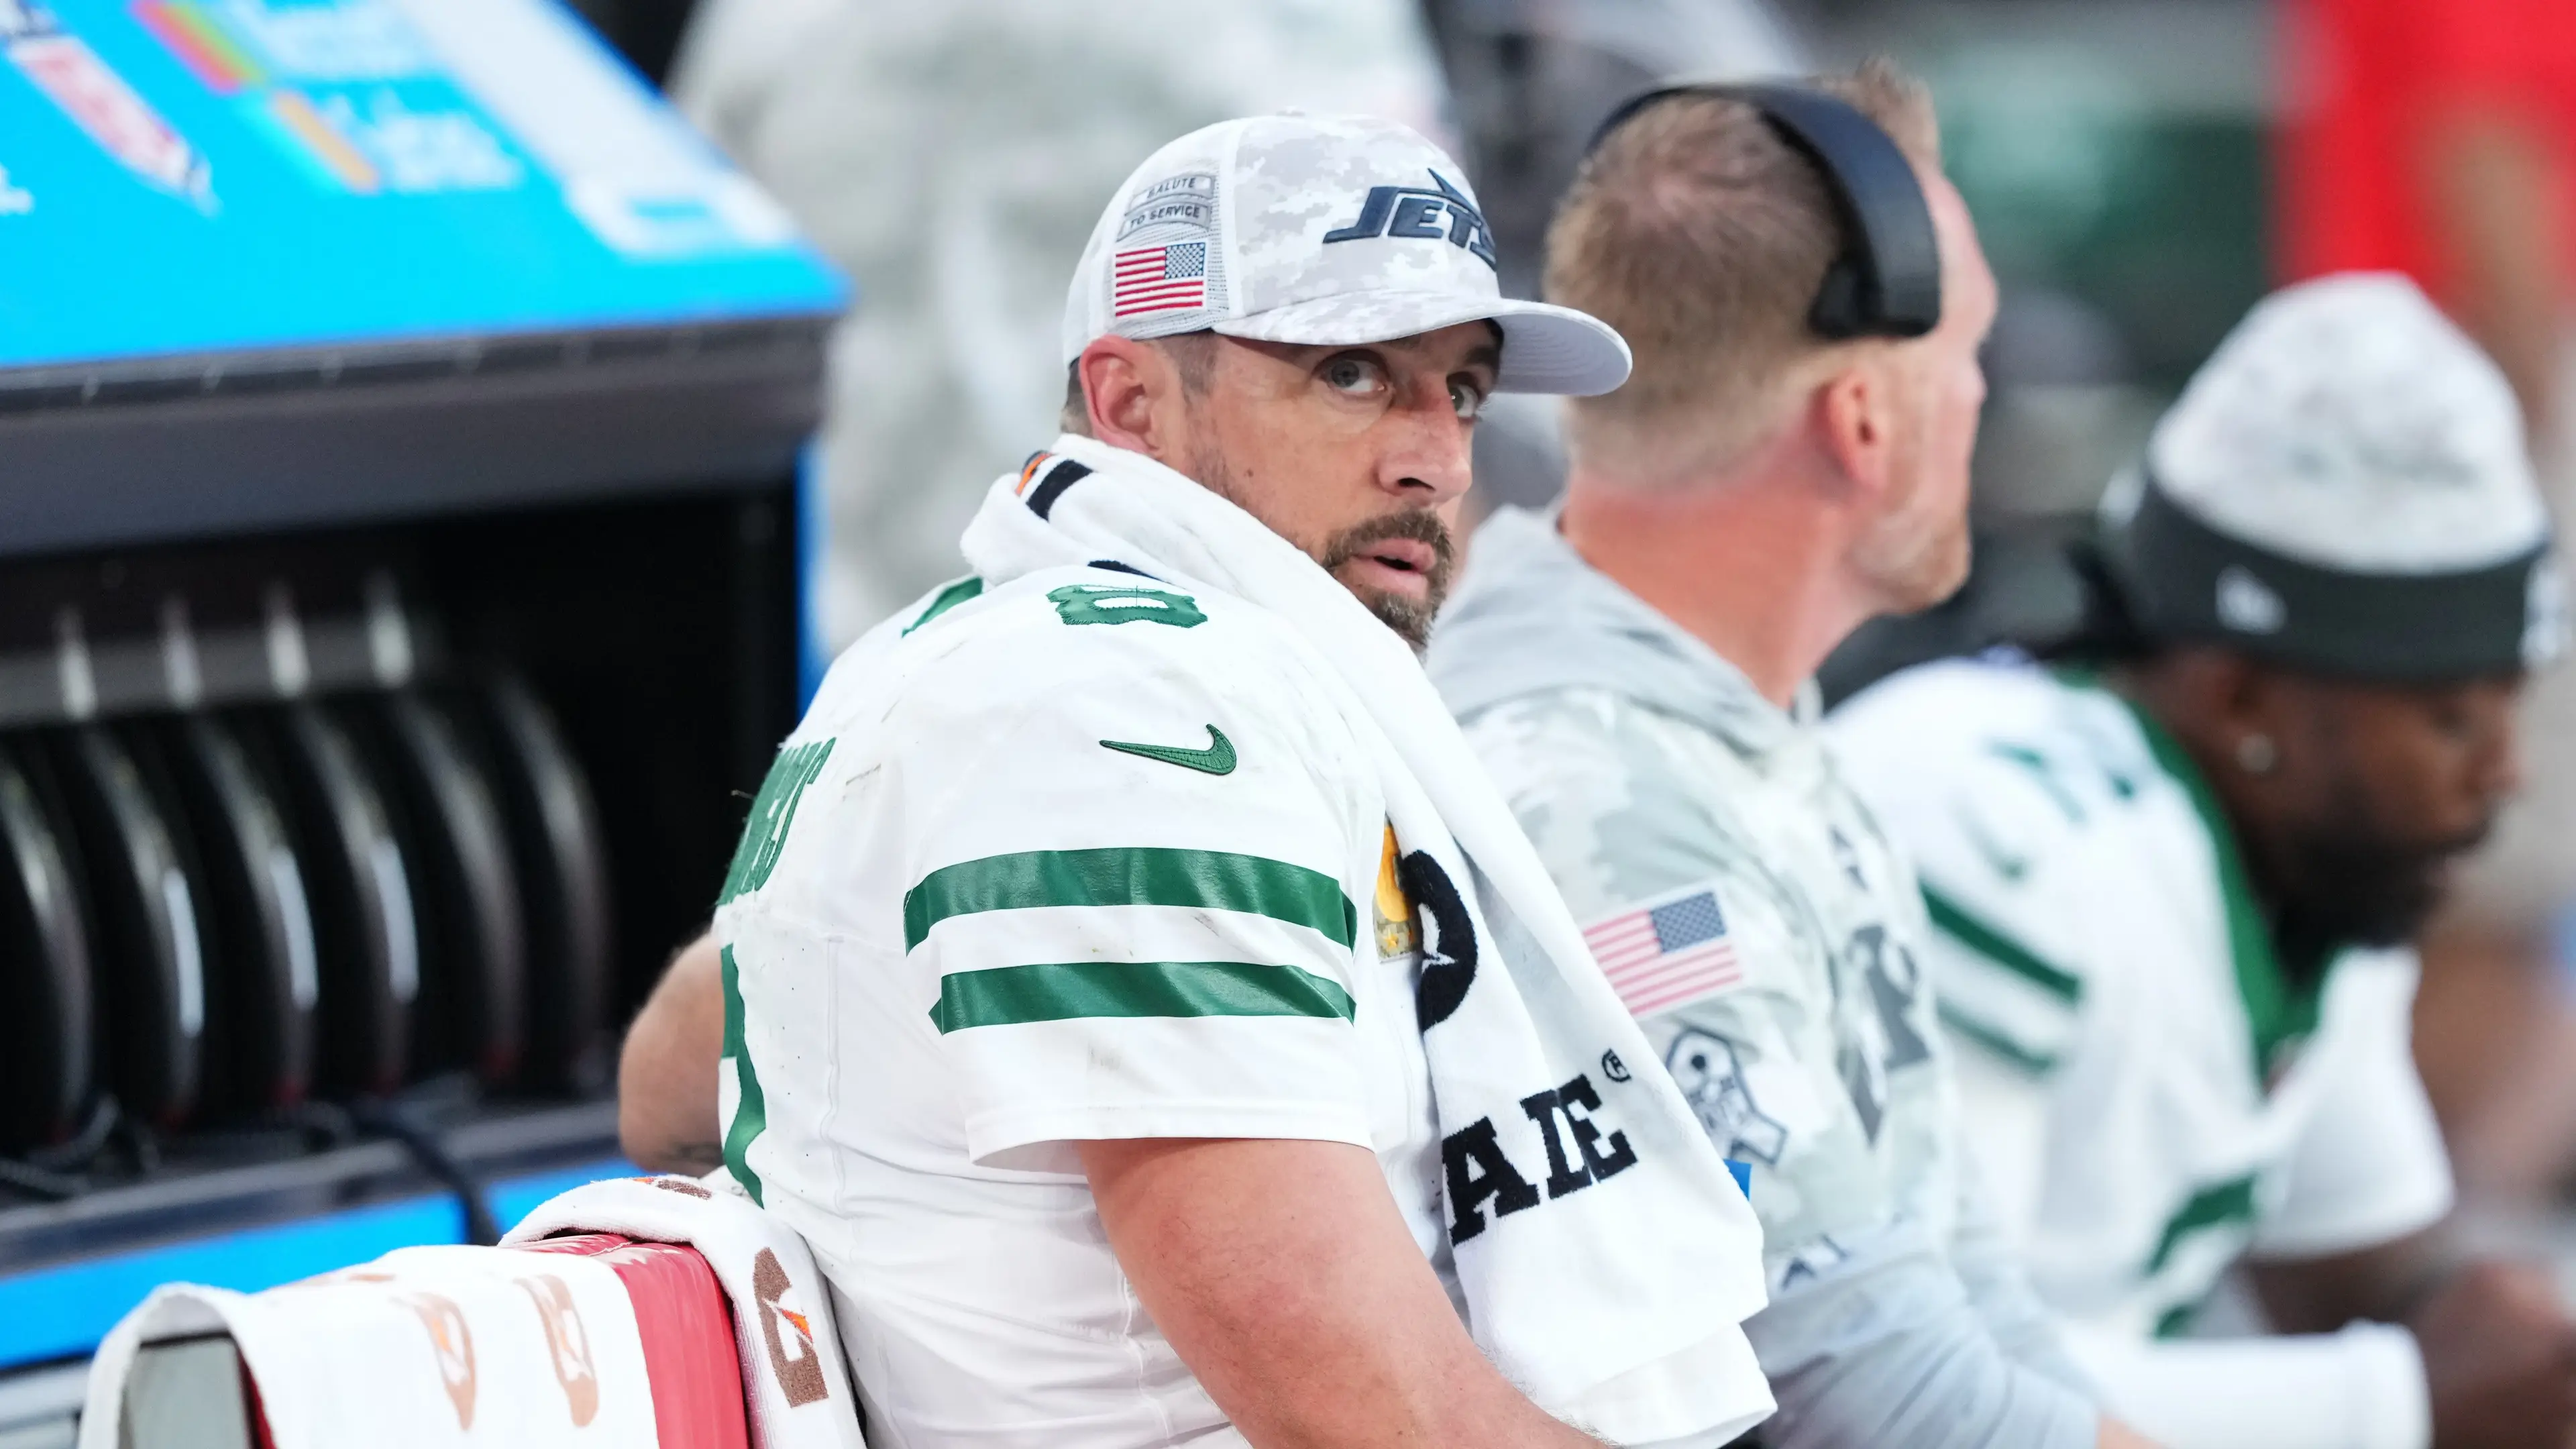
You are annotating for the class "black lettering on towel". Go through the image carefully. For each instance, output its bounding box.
[1442,1118,1540,1242]
[1520,1072,1641,1200]
[1447,1071,1642,1241]
[1399,850,1477,1028]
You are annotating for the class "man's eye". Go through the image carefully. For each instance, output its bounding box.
[2427,703,2477,741]
[1450,380,1487,422]
[1323,356,1387,395]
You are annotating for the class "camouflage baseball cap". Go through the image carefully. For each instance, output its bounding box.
[1063,113,1631,396]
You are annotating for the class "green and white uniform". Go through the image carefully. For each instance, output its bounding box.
[710,103,1768,1449]
[1829,657,2454,1449]
[715,561,1451,1449]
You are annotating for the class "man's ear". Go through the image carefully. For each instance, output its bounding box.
[1814,353,1897,505]
[1079,335,1186,461]
[2203,650,2276,739]
[2159,647,2300,777]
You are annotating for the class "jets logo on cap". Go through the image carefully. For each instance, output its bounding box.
[1322,170,1496,270]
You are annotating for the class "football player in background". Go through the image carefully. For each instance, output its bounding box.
[1831,274,2576,1449]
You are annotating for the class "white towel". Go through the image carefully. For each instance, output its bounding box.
[961,435,1774,1446]
[503,1173,866,1449]
[80,1242,659,1449]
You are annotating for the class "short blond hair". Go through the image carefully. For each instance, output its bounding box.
[1547,59,1941,480]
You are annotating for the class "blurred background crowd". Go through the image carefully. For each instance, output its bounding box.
[559,0,2576,1244]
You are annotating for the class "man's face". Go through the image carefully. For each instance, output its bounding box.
[1851,173,1998,614]
[1173,322,1499,647]
[2250,670,2525,960]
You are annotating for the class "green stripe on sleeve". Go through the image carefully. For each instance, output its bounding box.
[2146,1173,2259,1274]
[930,959,1357,1033]
[1923,886,2084,1006]
[903,847,1356,951]
[1937,1002,2061,1075]
[903,575,983,635]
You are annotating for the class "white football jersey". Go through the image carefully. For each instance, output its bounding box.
[1827,658,2454,1342]
[714,564,1445,1449]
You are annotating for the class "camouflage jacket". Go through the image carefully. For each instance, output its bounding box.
[1430,507,2096,1449]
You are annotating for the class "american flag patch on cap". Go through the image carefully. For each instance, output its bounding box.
[1113,241,1208,318]
[1582,888,1744,1017]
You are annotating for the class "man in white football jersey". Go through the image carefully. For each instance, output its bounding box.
[1430,67,2150,1449]
[1830,274,2576,1449]
[661,113,1782,1448]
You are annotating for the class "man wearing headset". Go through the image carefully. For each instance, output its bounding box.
[1428,63,2148,1449]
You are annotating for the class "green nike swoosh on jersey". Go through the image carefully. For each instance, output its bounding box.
[1100,724,1236,775]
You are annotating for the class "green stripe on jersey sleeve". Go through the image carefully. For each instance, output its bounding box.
[1937,1001,2062,1075]
[930,959,1356,1032]
[2146,1173,2258,1274]
[903,575,983,635]
[1923,886,2084,1005]
[903,847,1357,951]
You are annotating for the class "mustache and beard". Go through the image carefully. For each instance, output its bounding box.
[1320,509,1458,649]
[2267,810,2492,984]
[1189,435,1458,649]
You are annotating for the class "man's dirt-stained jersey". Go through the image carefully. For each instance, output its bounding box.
[1827,657,2455,1345]
[713,561,1448,1449]
[1432,510,2096,1449]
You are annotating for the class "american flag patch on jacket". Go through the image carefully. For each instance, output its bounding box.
[1582,888,1744,1017]
[1113,241,1208,317]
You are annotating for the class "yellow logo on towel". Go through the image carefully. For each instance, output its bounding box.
[1375,824,1420,959]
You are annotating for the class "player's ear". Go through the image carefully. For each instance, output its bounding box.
[2218,655,2297,741]
[1081,336,1180,460]
[2187,649,2308,784]
[1813,353,1897,503]
[2157,647,2256,733]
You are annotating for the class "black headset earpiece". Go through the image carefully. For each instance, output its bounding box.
[1585,82,1943,341]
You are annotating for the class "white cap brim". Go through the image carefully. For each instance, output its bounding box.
[1212,289,1633,396]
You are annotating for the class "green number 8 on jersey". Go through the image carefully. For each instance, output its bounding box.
[1049,583,1206,628]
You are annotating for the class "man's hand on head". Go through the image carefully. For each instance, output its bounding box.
[616,932,728,1174]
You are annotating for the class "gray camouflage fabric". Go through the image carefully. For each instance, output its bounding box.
[1430,507,2098,1449]
[1060,113,1631,396]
